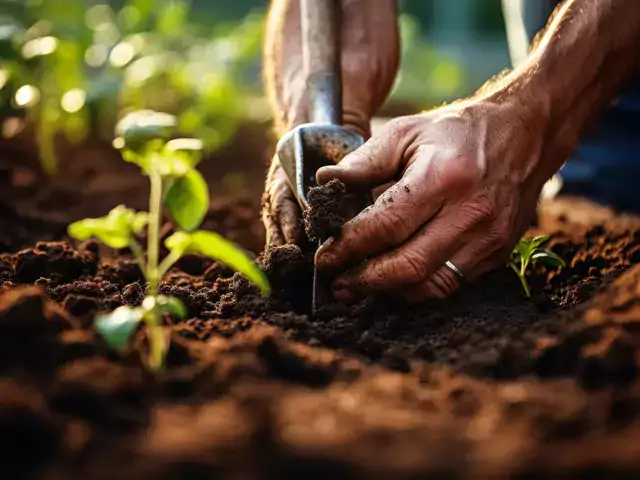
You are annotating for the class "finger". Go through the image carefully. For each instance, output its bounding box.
[331,198,496,298]
[272,190,301,245]
[372,180,396,201]
[268,165,302,245]
[316,150,459,271]
[315,118,415,188]
[262,207,284,248]
[399,237,503,303]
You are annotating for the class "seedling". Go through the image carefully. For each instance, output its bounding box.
[68,110,269,371]
[508,235,565,297]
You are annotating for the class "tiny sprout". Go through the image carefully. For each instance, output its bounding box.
[508,235,565,297]
[69,110,270,371]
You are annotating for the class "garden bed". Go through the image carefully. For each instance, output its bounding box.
[2,130,640,479]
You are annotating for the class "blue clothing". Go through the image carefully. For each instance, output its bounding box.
[505,0,640,212]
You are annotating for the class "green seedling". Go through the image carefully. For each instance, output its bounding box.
[68,110,269,371]
[508,235,565,297]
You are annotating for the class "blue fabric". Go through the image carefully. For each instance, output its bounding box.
[514,0,640,212]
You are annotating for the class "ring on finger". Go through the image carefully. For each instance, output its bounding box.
[444,260,465,281]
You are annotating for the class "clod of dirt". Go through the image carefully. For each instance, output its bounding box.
[304,179,346,242]
[12,242,97,284]
[256,244,312,310]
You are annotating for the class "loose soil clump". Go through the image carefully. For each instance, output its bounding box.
[3,136,640,478]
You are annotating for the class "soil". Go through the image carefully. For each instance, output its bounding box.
[3,126,640,479]
[304,179,347,241]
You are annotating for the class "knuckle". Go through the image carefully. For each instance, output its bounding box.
[375,208,414,244]
[442,158,480,190]
[397,251,429,283]
[487,213,514,247]
[385,117,414,143]
[462,194,495,225]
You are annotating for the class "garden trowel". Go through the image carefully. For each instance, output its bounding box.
[275,0,365,314]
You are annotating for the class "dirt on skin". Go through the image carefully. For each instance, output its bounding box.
[3,133,640,478]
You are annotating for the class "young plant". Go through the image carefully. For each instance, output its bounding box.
[508,235,565,297]
[68,110,269,371]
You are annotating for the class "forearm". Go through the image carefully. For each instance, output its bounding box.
[488,0,640,181]
[264,0,302,136]
[263,0,399,138]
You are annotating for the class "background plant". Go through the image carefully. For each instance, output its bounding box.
[509,235,565,297]
[0,0,266,173]
[68,110,269,370]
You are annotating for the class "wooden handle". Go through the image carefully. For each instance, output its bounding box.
[301,0,342,125]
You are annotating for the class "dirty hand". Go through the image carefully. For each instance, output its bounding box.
[314,98,553,302]
[262,0,399,247]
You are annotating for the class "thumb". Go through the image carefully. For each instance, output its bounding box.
[316,118,409,187]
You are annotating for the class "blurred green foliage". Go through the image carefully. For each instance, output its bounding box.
[390,14,465,108]
[0,0,265,173]
[0,0,492,173]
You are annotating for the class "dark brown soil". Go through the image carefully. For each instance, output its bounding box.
[3,128,640,479]
[304,179,347,241]
[304,179,372,242]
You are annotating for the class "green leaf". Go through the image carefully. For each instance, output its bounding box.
[141,295,187,318]
[165,230,270,295]
[532,249,566,268]
[67,206,148,249]
[164,169,209,231]
[114,110,177,153]
[95,306,143,352]
[156,295,188,319]
[164,138,203,168]
[164,230,192,256]
[68,218,130,249]
[513,238,530,260]
[530,235,549,250]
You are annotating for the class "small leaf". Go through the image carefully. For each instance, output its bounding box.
[165,231,192,256]
[156,295,188,318]
[165,230,270,295]
[68,219,98,240]
[532,249,566,268]
[530,235,549,250]
[164,138,203,168]
[164,169,209,231]
[68,218,130,249]
[513,238,531,259]
[67,206,148,249]
[94,306,143,352]
[131,211,149,234]
[114,110,177,153]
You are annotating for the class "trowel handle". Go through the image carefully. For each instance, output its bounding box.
[301,0,342,125]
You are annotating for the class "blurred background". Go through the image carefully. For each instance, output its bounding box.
[0,0,511,174]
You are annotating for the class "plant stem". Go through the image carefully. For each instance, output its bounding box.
[157,248,183,278]
[146,171,165,370]
[509,262,531,297]
[147,311,166,371]
[147,172,163,295]
[129,238,147,280]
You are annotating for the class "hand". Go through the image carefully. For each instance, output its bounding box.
[262,0,399,247]
[314,97,551,302]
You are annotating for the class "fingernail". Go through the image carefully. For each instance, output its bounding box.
[315,238,337,268]
[316,165,343,184]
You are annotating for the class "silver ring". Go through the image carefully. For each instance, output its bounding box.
[445,260,465,281]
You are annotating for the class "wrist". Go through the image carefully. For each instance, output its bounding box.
[476,65,575,188]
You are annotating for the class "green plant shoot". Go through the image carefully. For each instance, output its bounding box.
[68,110,269,371]
[508,235,565,297]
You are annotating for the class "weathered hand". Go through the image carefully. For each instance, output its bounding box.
[261,0,399,247]
[314,98,551,302]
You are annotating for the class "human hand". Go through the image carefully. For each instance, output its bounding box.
[314,97,552,302]
[261,0,399,247]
